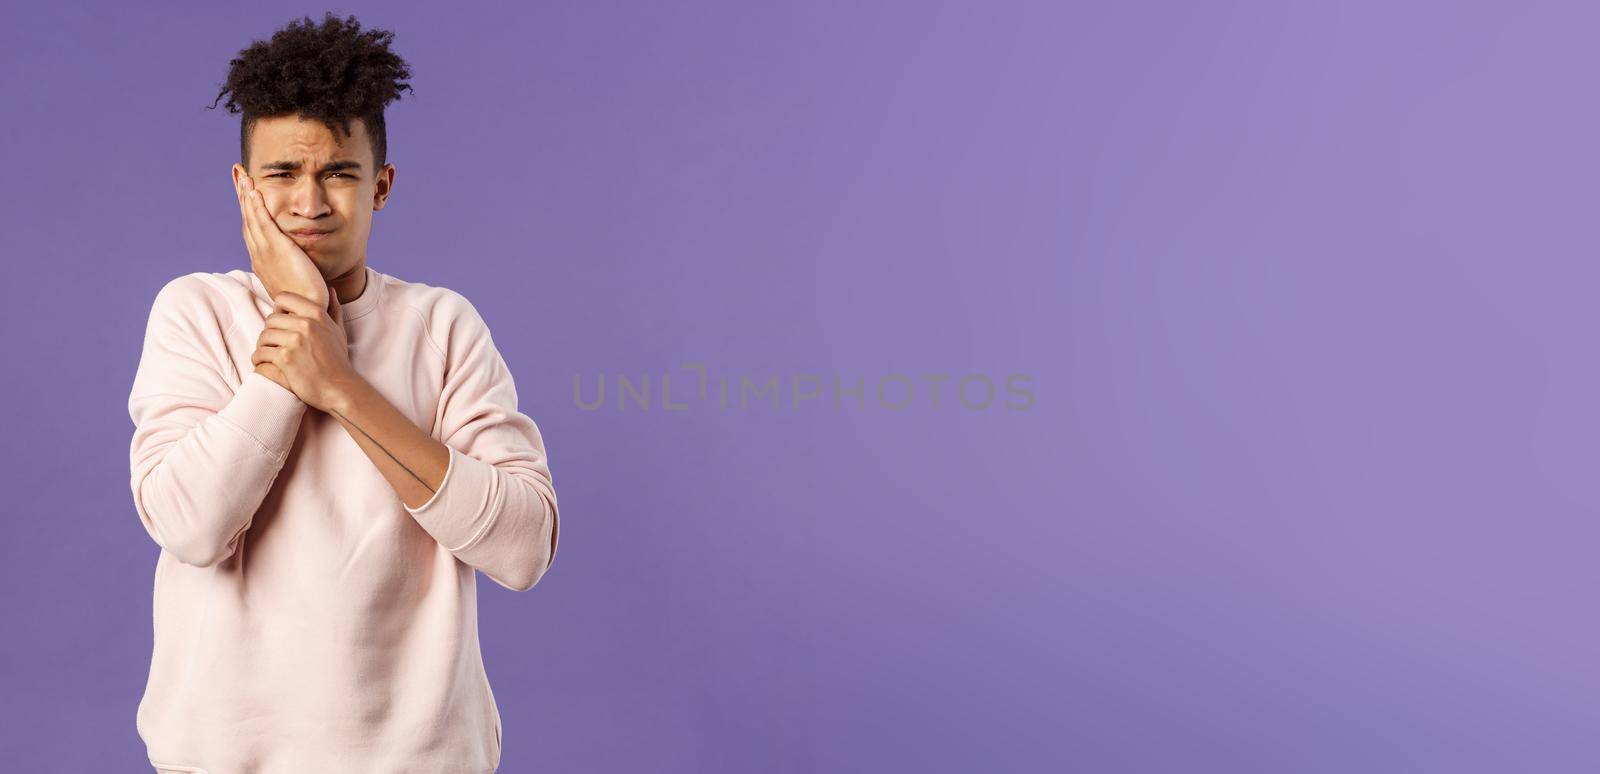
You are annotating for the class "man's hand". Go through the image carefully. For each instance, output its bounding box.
[250,290,361,412]
[254,360,293,392]
[233,165,329,310]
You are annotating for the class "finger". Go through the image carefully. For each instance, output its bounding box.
[263,312,310,334]
[251,343,279,366]
[236,174,252,237]
[272,291,315,315]
[251,190,303,262]
[242,186,269,245]
[246,189,266,237]
[239,177,265,252]
[236,170,252,222]
[258,327,296,347]
[250,190,286,241]
[272,292,322,318]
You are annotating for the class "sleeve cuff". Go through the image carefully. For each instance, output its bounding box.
[216,371,308,460]
[404,445,498,552]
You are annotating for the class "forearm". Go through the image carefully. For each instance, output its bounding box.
[131,372,306,566]
[325,376,450,510]
[326,376,557,591]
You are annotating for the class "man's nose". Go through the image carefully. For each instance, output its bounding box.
[289,175,332,219]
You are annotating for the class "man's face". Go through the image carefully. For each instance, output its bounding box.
[231,114,394,280]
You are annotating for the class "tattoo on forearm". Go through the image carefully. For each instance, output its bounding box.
[330,408,437,494]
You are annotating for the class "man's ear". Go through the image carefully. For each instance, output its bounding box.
[372,163,395,211]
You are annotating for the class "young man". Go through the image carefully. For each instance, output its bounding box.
[126,14,559,773]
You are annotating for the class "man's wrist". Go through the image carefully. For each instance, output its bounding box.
[253,362,293,393]
[325,374,370,416]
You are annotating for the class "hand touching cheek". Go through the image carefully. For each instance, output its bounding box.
[234,167,330,310]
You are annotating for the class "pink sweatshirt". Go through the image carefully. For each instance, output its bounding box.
[127,264,560,773]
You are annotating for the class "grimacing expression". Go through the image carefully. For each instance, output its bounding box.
[231,114,395,277]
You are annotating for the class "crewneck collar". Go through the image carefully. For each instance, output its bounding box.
[337,265,383,321]
[247,264,383,322]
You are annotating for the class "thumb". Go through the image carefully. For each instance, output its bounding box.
[327,287,342,323]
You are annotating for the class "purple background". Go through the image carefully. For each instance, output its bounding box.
[3,1,1596,771]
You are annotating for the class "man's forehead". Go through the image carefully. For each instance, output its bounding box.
[253,116,370,154]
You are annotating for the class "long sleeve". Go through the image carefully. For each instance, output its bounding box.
[127,275,308,567]
[405,291,560,592]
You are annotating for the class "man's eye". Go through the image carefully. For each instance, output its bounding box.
[329,172,350,178]
[267,173,289,178]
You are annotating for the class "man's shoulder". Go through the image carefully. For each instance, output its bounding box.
[153,269,252,299]
[384,273,473,312]
[146,269,259,332]
[385,274,486,329]
[383,274,491,358]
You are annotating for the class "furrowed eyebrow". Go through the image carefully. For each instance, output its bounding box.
[258,160,364,174]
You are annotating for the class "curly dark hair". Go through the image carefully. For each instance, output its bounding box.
[208,12,414,171]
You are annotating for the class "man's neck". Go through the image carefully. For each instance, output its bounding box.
[329,262,368,304]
